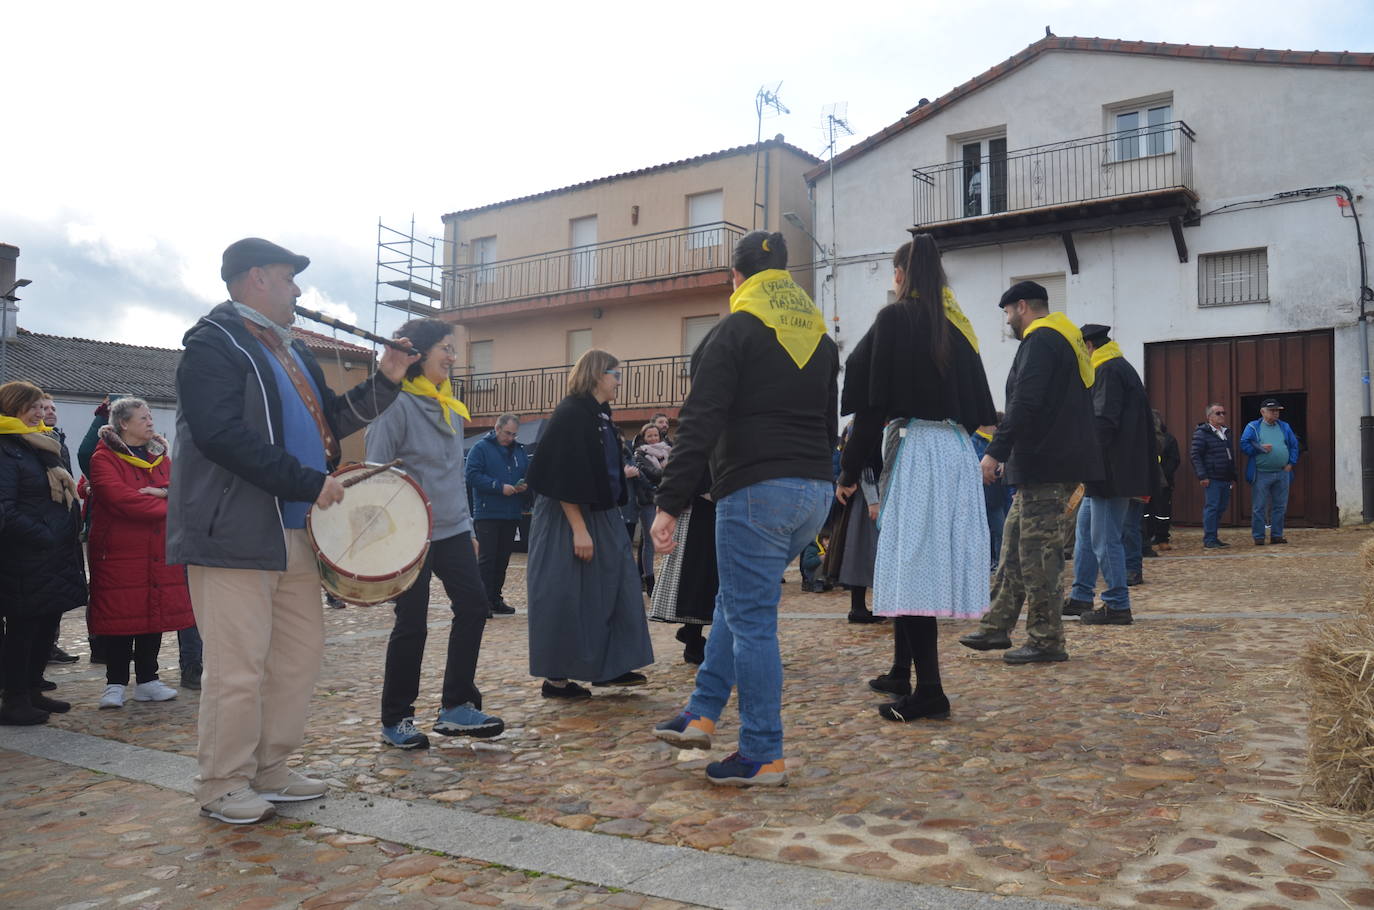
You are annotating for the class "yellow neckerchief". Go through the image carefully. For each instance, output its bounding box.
[1090,339,1125,372]
[401,375,471,432]
[1022,311,1094,388]
[112,450,165,470]
[974,429,993,441]
[0,416,53,435]
[941,287,980,353]
[729,269,825,368]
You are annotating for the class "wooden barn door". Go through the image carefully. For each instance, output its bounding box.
[1144,330,1335,528]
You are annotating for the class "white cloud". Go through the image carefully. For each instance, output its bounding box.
[112,303,197,351]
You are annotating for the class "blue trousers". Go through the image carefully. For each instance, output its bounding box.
[1202,481,1232,544]
[1251,471,1292,540]
[1070,496,1131,610]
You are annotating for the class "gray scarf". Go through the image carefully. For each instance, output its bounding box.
[231,301,295,347]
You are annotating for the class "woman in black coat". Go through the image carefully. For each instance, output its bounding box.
[0,381,87,725]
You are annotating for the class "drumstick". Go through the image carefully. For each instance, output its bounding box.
[340,459,403,489]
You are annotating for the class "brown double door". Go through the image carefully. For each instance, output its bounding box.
[1144,329,1335,528]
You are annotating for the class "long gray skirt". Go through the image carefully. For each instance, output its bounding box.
[527,495,654,681]
[837,486,878,588]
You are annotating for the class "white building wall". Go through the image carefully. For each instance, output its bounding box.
[811,50,1374,523]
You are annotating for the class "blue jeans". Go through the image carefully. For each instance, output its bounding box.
[177,624,202,672]
[1123,500,1144,576]
[1202,481,1232,544]
[1251,471,1291,540]
[1071,496,1131,610]
[687,477,831,762]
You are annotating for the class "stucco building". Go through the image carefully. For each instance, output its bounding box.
[807,35,1374,526]
[439,138,820,429]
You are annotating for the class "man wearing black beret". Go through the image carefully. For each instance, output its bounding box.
[168,238,418,824]
[960,281,1101,664]
[1064,324,1156,626]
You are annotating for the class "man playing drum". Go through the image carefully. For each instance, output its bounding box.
[168,238,417,825]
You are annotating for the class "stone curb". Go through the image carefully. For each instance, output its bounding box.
[1,725,1071,910]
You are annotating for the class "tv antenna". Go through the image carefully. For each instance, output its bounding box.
[819,103,854,340]
[752,83,790,229]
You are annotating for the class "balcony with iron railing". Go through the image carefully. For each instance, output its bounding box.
[912,121,1198,254]
[445,222,746,310]
[452,354,693,421]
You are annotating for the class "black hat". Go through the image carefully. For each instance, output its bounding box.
[221,238,310,282]
[1079,323,1111,344]
[1260,398,1284,410]
[999,280,1049,308]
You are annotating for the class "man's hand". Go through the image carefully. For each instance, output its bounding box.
[473,536,480,555]
[1261,443,1273,453]
[1283,463,1293,472]
[378,336,420,384]
[502,484,517,496]
[315,474,345,510]
[651,510,677,553]
[515,482,528,493]
[979,454,1002,485]
[868,503,879,522]
[1200,478,1211,488]
[835,483,856,505]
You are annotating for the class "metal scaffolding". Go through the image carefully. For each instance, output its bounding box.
[373,217,446,338]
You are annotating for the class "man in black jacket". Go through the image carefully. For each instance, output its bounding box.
[168,238,415,824]
[1190,403,1236,548]
[960,281,1101,664]
[1065,325,1156,626]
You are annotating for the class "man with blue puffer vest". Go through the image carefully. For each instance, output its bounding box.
[1239,398,1300,545]
[464,414,529,615]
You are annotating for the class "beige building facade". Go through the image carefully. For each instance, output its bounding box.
[439,138,819,428]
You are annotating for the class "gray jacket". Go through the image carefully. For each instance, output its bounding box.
[167,302,401,570]
[365,392,473,539]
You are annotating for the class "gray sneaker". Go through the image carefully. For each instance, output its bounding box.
[201,787,276,824]
[255,769,328,802]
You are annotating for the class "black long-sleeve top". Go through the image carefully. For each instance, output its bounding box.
[838,301,996,486]
[656,311,839,516]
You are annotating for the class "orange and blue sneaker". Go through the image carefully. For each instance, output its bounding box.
[705,751,788,787]
[652,710,715,748]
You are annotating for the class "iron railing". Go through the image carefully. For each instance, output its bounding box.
[445,222,745,308]
[913,121,1196,226]
[453,354,693,418]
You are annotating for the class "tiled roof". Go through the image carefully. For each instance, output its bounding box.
[805,35,1374,182]
[5,329,182,403]
[290,326,372,356]
[443,138,822,219]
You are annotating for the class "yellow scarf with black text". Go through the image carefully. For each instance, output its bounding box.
[729,269,826,368]
[1023,312,1094,388]
[402,375,471,432]
[1090,339,1124,372]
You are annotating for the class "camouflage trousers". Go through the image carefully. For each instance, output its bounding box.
[980,482,1077,649]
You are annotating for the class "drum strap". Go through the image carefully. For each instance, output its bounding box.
[242,319,341,461]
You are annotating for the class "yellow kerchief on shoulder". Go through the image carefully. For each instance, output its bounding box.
[1090,339,1124,371]
[1023,311,1094,388]
[729,269,826,368]
[942,287,979,353]
[401,375,471,432]
[0,416,53,435]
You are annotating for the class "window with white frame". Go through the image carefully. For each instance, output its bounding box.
[567,328,592,364]
[472,236,497,286]
[1007,272,1067,312]
[955,132,1007,217]
[1111,99,1174,160]
[687,190,724,251]
[683,314,719,355]
[468,340,493,374]
[1199,249,1269,307]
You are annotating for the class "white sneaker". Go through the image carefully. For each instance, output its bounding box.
[132,679,178,702]
[99,684,125,709]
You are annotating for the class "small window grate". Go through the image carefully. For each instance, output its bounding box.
[1199,249,1268,307]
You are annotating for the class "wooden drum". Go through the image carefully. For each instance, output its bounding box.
[307,462,433,606]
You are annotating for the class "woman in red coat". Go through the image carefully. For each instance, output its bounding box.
[87,397,194,709]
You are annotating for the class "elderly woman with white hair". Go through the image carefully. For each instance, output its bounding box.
[87,396,195,709]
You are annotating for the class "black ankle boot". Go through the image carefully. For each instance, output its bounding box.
[878,689,950,723]
[0,693,51,726]
[30,690,71,713]
[676,625,705,665]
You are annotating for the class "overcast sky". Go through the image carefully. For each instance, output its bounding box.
[4,0,1371,352]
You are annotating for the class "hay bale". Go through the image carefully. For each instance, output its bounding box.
[1301,620,1374,814]
[1363,538,1374,616]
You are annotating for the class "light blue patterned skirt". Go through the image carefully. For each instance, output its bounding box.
[872,419,990,618]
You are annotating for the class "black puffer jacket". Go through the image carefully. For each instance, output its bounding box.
[0,435,87,618]
[1190,423,1236,482]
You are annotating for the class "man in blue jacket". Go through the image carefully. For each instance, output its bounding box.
[464,414,529,615]
[1239,398,1300,545]
[1189,403,1236,548]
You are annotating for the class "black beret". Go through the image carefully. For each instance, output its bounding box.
[998,280,1049,308]
[221,238,310,282]
[1079,323,1111,344]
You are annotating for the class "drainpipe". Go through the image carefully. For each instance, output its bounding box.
[1340,185,1374,522]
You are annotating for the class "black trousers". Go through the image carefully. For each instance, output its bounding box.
[1,615,57,696]
[105,633,162,686]
[1146,487,1175,543]
[474,519,519,606]
[381,532,489,727]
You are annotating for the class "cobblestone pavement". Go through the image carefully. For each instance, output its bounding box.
[19,526,1374,909]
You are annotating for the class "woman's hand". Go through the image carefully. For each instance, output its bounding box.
[868,502,879,521]
[138,487,168,499]
[624,464,640,478]
[650,510,677,553]
[572,528,594,562]
[835,483,856,505]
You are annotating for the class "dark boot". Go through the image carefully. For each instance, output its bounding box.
[0,693,50,726]
[30,689,71,713]
[878,688,951,722]
[1062,597,1093,616]
[643,575,655,597]
[181,664,203,691]
[958,630,1012,651]
[675,625,705,665]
